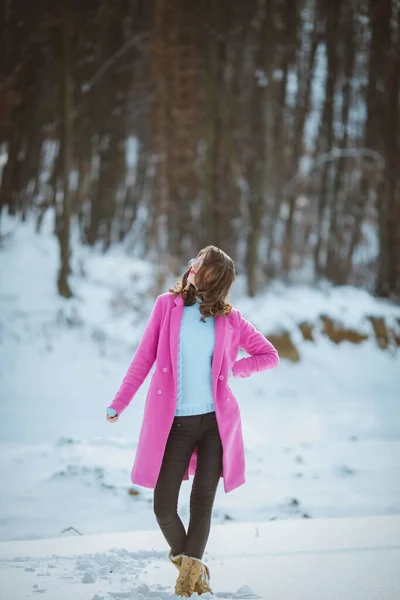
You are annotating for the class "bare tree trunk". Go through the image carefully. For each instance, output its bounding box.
[377,0,400,297]
[118,142,148,241]
[201,36,217,246]
[246,0,272,296]
[326,2,354,282]
[313,0,341,277]
[265,0,297,272]
[282,3,318,274]
[0,128,21,215]
[373,0,395,297]
[56,0,73,298]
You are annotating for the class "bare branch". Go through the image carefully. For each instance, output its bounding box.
[282,147,385,197]
[71,31,153,121]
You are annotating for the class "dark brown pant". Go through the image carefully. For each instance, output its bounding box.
[153,411,223,559]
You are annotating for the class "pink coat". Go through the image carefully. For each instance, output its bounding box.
[108,292,279,493]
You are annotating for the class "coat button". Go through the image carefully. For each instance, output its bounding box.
[162,367,168,372]
[218,375,224,380]
[157,389,163,395]
[225,397,230,403]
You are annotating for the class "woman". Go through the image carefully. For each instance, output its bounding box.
[106,246,279,597]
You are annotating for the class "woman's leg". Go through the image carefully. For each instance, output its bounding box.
[153,416,199,556]
[184,412,223,559]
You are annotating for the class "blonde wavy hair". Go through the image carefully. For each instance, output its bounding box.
[169,246,236,321]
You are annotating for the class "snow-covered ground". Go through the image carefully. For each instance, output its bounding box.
[0,515,399,600]
[0,211,399,545]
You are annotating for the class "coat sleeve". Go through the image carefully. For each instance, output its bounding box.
[232,310,279,378]
[108,295,164,414]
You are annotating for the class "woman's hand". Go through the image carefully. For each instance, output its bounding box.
[106,413,119,423]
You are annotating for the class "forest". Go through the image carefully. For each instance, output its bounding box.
[0,0,399,299]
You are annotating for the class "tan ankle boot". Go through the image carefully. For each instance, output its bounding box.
[175,555,201,597]
[195,560,213,595]
[174,554,213,597]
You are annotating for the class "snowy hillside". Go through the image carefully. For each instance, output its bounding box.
[0,211,399,544]
[0,515,399,600]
